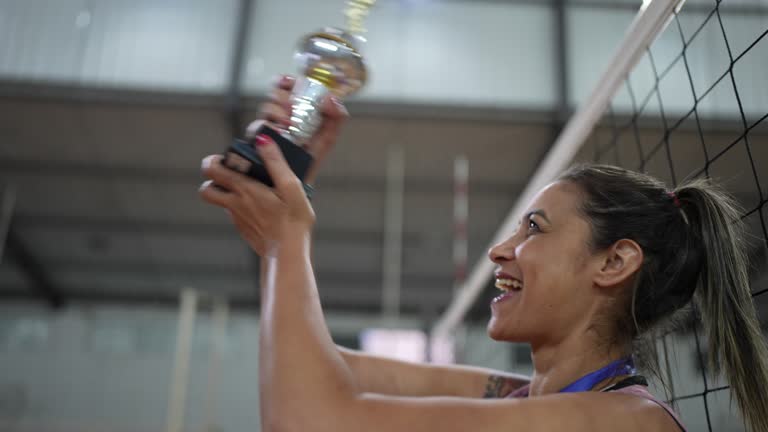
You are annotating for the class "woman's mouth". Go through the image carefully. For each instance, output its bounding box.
[492,274,523,304]
[495,277,523,291]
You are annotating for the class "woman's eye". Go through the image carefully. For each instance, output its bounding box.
[527,219,540,233]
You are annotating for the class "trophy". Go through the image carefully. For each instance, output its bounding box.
[223,0,375,188]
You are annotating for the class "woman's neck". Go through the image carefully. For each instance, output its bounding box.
[527,335,630,397]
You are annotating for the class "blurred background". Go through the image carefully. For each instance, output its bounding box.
[0,0,766,431]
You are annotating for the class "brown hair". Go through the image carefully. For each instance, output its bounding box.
[559,164,768,432]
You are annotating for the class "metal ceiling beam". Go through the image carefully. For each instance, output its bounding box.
[4,226,64,308]
[29,258,452,287]
[12,213,423,245]
[554,0,571,130]
[538,0,572,168]
[3,181,63,308]
[0,82,753,130]
[0,185,15,264]
[0,159,524,194]
[443,0,768,14]
[0,257,455,311]
[532,0,571,184]
[0,81,559,124]
[226,0,254,138]
[0,290,436,317]
[0,79,225,108]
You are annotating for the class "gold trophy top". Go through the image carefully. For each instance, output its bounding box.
[345,0,377,36]
[294,0,376,97]
[286,0,376,145]
[296,29,367,98]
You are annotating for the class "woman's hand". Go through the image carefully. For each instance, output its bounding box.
[199,135,315,256]
[251,75,349,186]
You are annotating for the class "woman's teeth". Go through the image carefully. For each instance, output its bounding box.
[495,278,523,291]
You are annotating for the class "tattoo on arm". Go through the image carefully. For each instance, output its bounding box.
[483,375,520,398]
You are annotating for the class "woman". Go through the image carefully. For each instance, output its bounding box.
[199,77,768,432]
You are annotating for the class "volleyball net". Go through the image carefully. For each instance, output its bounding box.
[579,2,767,430]
[435,0,768,429]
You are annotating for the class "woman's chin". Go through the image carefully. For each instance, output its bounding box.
[486,316,527,342]
[486,317,512,341]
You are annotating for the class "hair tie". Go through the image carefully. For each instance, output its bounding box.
[668,191,681,208]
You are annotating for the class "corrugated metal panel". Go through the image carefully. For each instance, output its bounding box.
[243,0,556,107]
[0,0,238,91]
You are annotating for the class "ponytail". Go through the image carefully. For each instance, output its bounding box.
[559,164,768,432]
[677,180,768,432]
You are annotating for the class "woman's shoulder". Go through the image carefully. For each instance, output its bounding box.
[611,385,686,432]
[505,383,685,432]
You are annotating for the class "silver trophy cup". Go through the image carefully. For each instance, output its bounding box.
[223,27,368,187]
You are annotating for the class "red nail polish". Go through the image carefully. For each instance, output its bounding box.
[277,75,295,87]
[254,134,271,146]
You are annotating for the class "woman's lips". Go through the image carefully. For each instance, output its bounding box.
[492,271,523,306]
[494,271,523,291]
[491,290,520,305]
[491,292,515,304]
[495,271,517,280]
[494,271,523,284]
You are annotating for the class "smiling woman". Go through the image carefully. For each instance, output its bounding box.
[198,80,768,432]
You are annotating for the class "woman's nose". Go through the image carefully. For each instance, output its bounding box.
[488,238,515,263]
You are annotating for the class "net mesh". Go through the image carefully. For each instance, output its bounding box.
[575,2,768,430]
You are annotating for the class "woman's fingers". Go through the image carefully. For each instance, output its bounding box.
[321,94,349,121]
[271,76,294,119]
[248,76,295,135]
[243,74,349,187]
[200,126,314,256]
[314,96,348,147]
[254,135,304,200]
[274,74,295,92]
[303,96,349,184]
[199,180,235,208]
[255,102,291,130]
[201,154,248,193]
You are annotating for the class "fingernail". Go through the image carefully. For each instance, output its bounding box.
[273,75,294,87]
[332,97,349,115]
[199,179,213,191]
[201,155,213,170]
[255,134,273,147]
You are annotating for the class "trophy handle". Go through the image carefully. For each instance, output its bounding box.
[223,124,313,187]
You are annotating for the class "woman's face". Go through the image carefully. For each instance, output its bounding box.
[486,181,604,346]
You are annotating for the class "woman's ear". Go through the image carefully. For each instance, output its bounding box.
[593,239,643,289]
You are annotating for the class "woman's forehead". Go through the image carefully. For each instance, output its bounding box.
[526,181,582,218]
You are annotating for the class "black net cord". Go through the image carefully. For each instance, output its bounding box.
[589,2,768,431]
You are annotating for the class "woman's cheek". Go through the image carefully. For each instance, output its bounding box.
[515,242,537,270]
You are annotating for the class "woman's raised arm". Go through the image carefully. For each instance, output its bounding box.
[338,346,528,398]
[199,142,680,432]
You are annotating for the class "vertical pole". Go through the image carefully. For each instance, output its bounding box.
[553,0,570,130]
[0,184,16,264]
[452,155,469,294]
[204,298,229,432]
[166,289,198,432]
[381,145,405,320]
[226,0,254,138]
[437,155,469,363]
